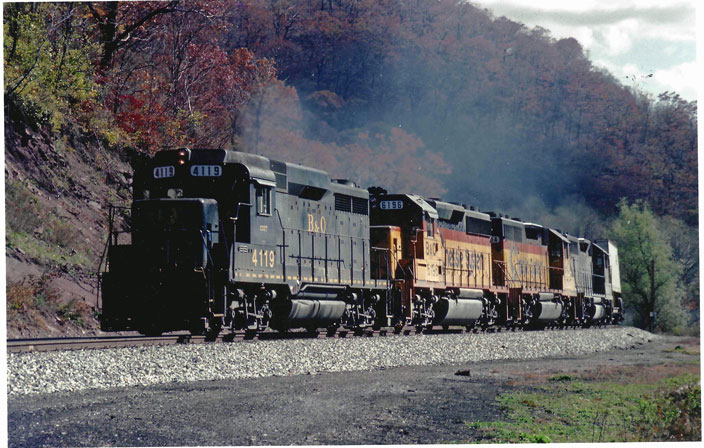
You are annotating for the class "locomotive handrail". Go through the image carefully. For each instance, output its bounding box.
[106,204,131,245]
[230,201,251,274]
[370,246,392,284]
[199,229,216,267]
[229,202,251,224]
[96,204,131,312]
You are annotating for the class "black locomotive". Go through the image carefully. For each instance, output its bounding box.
[100,149,622,336]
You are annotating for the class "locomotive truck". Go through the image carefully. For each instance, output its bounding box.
[100,148,623,336]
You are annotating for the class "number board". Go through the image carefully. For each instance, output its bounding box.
[190,165,222,177]
[153,166,175,179]
[380,200,404,210]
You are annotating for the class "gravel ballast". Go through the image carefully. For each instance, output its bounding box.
[7,326,657,397]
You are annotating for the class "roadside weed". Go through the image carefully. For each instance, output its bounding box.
[470,370,701,443]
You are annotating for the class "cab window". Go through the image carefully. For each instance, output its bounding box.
[256,186,272,216]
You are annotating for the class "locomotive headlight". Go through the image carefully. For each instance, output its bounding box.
[177,148,190,164]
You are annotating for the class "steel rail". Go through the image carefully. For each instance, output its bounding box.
[6,334,206,353]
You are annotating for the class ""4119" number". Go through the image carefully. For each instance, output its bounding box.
[252,249,275,268]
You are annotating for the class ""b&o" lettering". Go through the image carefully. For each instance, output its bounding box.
[307,214,327,233]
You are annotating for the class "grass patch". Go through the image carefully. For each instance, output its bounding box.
[5,180,42,234]
[6,179,90,260]
[549,374,574,382]
[6,230,93,270]
[664,345,700,356]
[470,370,701,443]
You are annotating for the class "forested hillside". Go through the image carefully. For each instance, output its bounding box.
[4,1,698,334]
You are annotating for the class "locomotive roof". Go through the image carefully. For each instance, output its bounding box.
[594,239,615,254]
[464,208,491,221]
[162,148,276,183]
[493,215,524,227]
[548,228,570,243]
[282,160,367,198]
[167,149,367,199]
[426,199,465,223]
[405,194,439,219]
[380,193,491,222]
[592,242,608,254]
[564,234,580,243]
[283,162,330,191]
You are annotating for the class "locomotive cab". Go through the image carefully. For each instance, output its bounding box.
[101,198,221,334]
[132,198,219,271]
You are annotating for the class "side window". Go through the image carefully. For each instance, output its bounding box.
[256,186,272,216]
[426,216,434,237]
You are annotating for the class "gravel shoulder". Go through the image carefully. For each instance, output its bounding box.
[7,327,657,396]
[7,328,699,446]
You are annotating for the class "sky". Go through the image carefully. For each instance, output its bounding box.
[470,0,699,102]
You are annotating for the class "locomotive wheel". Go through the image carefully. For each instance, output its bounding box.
[188,320,205,336]
[138,320,163,337]
[140,326,163,337]
[205,320,222,341]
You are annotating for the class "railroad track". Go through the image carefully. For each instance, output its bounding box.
[6,334,205,353]
[6,328,392,353]
[7,324,601,353]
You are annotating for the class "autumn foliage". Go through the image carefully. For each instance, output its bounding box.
[3,0,697,214]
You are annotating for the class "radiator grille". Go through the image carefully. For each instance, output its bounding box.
[335,194,352,212]
[352,197,368,215]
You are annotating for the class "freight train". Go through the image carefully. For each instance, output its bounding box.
[100,148,623,337]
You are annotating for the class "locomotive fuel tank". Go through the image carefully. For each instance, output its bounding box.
[534,293,563,322]
[432,289,484,326]
[271,299,347,331]
[591,305,605,321]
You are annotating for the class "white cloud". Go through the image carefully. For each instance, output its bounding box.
[593,59,698,100]
[601,18,639,56]
[472,0,697,43]
[471,0,698,100]
[652,62,698,99]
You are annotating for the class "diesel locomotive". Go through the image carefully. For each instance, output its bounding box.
[100,148,623,336]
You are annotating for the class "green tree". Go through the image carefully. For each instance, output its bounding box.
[4,3,99,129]
[611,200,687,332]
[659,215,699,328]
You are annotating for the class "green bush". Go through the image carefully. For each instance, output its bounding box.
[45,216,77,248]
[636,376,701,441]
